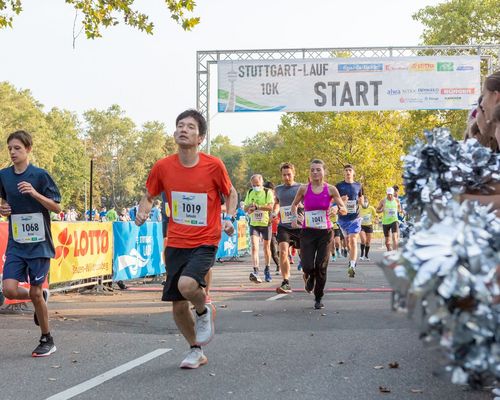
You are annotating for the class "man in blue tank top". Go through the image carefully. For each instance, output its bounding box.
[335,164,364,278]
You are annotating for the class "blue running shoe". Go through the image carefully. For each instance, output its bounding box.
[264,267,272,282]
[297,262,302,271]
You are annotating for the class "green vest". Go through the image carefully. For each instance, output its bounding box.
[382,199,398,225]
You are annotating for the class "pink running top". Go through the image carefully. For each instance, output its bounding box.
[302,183,332,229]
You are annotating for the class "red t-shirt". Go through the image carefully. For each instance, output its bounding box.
[146,153,232,248]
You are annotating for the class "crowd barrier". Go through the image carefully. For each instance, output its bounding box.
[0,218,251,303]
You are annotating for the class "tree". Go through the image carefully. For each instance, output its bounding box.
[413,0,500,45]
[0,0,200,39]
[210,135,247,195]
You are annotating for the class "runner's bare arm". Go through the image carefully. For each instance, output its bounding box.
[17,182,61,213]
[329,185,347,215]
[222,186,238,236]
[272,196,280,217]
[0,198,11,216]
[290,185,306,228]
[136,191,155,226]
[376,199,384,213]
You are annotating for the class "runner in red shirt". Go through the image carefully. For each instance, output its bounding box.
[135,109,237,369]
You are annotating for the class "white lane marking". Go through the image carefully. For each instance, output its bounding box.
[46,348,172,400]
[266,293,288,301]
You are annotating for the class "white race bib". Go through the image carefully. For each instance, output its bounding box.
[387,208,397,217]
[346,200,357,214]
[362,214,372,224]
[11,213,45,243]
[252,210,265,223]
[304,210,328,229]
[280,206,293,224]
[171,192,207,226]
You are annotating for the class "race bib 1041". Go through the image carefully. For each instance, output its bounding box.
[11,213,46,243]
[304,210,328,229]
[171,191,208,226]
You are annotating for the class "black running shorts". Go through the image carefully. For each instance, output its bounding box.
[383,221,399,237]
[162,245,217,302]
[276,226,301,247]
[361,225,373,234]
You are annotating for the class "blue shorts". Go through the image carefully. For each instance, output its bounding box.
[2,254,50,285]
[338,218,362,236]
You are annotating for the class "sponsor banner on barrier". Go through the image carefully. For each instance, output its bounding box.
[49,222,113,284]
[218,56,480,112]
[216,222,238,259]
[113,222,165,281]
[237,219,249,251]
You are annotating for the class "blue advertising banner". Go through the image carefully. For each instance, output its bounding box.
[216,222,238,259]
[113,222,165,281]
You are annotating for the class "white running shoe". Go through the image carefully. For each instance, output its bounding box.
[195,304,215,346]
[249,272,262,283]
[179,347,208,369]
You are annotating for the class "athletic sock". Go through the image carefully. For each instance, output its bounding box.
[365,246,370,257]
[253,267,259,274]
[349,260,356,268]
[360,244,365,257]
[196,307,208,317]
[190,345,201,350]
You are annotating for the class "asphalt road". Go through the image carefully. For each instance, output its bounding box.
[0,247,491,400]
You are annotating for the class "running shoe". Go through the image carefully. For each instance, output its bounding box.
[342,249,348,258]
[34,288,50,327]
[297,262,302,271]
[331,254,337,262]
[304,274,315,293]
[275,266,280,275]
[335,249,341,258]
[249,272,262,283]
[195,304,215,346]
[32,335,56,357]
[276,281,292,294]
[264,267,272,282]
[179,347,208,369]
[365,257,370,261]
[314,299,324,310]
[359,256,366,261]
[347,266,356,278]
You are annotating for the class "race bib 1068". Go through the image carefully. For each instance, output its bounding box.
[171,191,208,226]
[304,210,328,229]
[11,213,46,243]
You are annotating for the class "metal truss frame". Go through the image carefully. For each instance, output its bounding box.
[197,45,500,153]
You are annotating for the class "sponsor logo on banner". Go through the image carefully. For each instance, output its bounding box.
[400,97,425,104]
[384,63,409,71]
[50,222,113,284]
[117,248,148,276]
[338,63,383,73]
[387,89,401,95]
[441,88,475,95]
[417,88,439,94]
[445,96,463,100]
[409,63,435,72]
[457,64,474,71]
[437,62,454,71]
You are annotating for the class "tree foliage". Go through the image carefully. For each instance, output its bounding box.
[413,0,500,45]
[0,0,199,38]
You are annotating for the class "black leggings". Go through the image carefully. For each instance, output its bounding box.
[300,228,333,300]
[270,233,279,268]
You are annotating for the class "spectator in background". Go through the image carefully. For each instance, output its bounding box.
[99,206,107,222]
[119,207,130,221]
[106,206,118,222]
[150,199,162,222]
[65,207,78,222]
[129,202,138,221]
[235,200,246,220]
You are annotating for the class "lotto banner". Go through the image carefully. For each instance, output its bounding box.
[237,219,249,251]
[218,56,480,112]
[49,222,113,284]
[216,221,238,259]
[113,222,165,281]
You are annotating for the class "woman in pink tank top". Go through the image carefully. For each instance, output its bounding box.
[290,159,346,310]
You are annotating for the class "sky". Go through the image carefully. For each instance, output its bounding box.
[0,0,443,145]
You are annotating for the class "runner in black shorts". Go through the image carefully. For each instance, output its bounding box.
[359,197,377,261]
[273,163,303,293]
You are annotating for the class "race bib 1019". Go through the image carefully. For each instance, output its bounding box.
[171,191,208,226]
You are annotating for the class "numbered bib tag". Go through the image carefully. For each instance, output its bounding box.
[11,213,45,243]
[346,200,357,214]
[304,210,328,229]
[362,214,372,224]
[171,192,207,226]
[252,210,265,223]
[387,208,397,217]
[280,206,293,224]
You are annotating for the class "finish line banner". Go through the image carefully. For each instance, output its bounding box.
[217,56,480,112]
